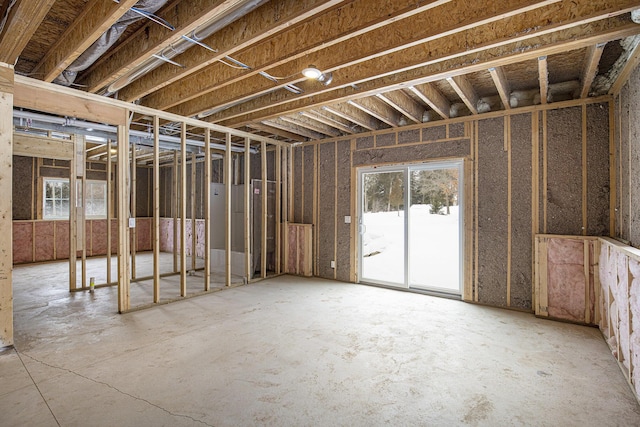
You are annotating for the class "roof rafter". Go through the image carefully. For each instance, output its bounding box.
[377,90,425,123]
[580,43,606,98]
[32,0,139,82]
[322,104,383,131]
[538,56,549,104]
[79,0,249,93]
[280,115,342,137]
[349,98,401,127]
[447,75,479,114]
[166,0,560,117]
[488,66,511,109]
[408,83,450,119]
[264,118,323,140]
[0,0,56,65]
[300,110,356,134]
[212,17,639,127]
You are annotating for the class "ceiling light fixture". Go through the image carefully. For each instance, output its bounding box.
[302,65,333,85]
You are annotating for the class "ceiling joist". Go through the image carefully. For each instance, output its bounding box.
[0,0,56,65]
[377,90,425,124]
[408,83,450,119]
[580,43,606,98]
[447,75,479,115]
[488,66,511,110]
[538,56,549,104]
[349,98,401,128]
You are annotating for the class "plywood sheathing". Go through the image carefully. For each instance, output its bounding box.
[546,107,583,235]
[510,113,533,309]
[317,142,335,280]
[586,103,611,236]
[335,140,352,283]
[477,117,508,307]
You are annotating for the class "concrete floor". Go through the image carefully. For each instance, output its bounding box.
[1,269,640,426]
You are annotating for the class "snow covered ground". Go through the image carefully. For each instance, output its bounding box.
[361,205,460,292]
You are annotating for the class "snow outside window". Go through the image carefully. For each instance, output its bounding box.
[43,179,107,219]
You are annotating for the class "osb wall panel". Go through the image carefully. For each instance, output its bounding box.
[510,113,533,309]
[13,156,33,220]
[303,145,314,224]
[546,107,582,235]
[477,117,508,307]
[317,142,336,279]
[586,104,610,236]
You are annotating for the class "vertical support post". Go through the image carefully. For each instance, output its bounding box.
[275,144,282,275]
[153,116,160,302]
[506,115,512,307]
[244,138,251,282]
[130,144,137,279]
[69,134,78,291]
[172,151,178,273]
[261,141,267,279]
[191,152,197,272]
[542,110,548,233]
[180,123,187,296]
[204,130,211,291]
[117,123,130,313]
[80,135,87,290]
[531,112,540,295]
[225,133,232,286]
[609,99,616,237]
[288,146,294,220]
[0,64,13,347]
[281,145,288,274]
[582,104,588,236]
[106,140,112,286]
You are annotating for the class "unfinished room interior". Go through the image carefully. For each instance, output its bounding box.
[2,0,640,425]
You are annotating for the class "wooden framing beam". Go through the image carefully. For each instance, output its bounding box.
[214,17,640,127]
[191,151,197,272]
[280,115,342,137]
[349,98,401,127]
[106,140,112,287]
[0,64,13,348]
[261,141,267,278]
[408,83,450,119]
[0,0,55,64]
[180,123,187,296]
[131,144,137,279]
[538,56,549,104]
[33,0,139,82]
[248,123,302,142]
[489,66,511,110]
[153,116,160,302]
[377,90,425,124]
[119,0,344,102]
[117,123,130,313]
[224,133,232,286]
[141,0,449,110]
[322,104,382,131]
[189,0,633,122]
[580,43,605,98]
[275,144,282,275]
[204,129,211,291]
[244,137,251,282]
[263,119,323,140]
[80,0,250,92]
[447,75,479,114]
[13,133,73,160]
[172,151,178,273]
[301,110,356,134]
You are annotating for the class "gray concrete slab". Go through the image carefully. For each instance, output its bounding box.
[2,272,639,426]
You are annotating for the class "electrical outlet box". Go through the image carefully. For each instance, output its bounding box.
[345,216,351,224]
[128,218,136,228]
[331,260,336,269]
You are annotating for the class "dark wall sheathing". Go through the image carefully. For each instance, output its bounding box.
[335,140,352,282]
[449,122,465,138]
[352,139,470,166]
[510,114,533,309]
[293,147,303,223]
[586,104,610,236]
[317,142,336,279]
[356,135,374,150]
[13,156,33,220]
[303,145,314,224]
[546,107,583,235]
[398,129,420,144]
[477,117,508,307]
[376,132,395,147]
[135,167,151,218]
[423,125,446,141]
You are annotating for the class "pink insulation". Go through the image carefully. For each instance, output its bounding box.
[55,221,70,259]
[629,258,640,397]
[135,218,152,252]
[13,222,33,264]
[546,238,590,323]
[34,221,55,262]
[91,220,108,256]
[159,218,173,252]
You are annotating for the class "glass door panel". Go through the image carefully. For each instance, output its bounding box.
[360,170,405,286]
[408,167,460,293]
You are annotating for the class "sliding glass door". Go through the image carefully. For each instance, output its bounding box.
[358,161,463,295]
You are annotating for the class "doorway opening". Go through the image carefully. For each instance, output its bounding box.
[358,160,463,295]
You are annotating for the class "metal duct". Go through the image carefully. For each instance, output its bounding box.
[54,0,169,86]
[632,9,640,24]
[106,0,268,95]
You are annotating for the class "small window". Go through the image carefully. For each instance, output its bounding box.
[43,178,70,219]
[43,179,107,219]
